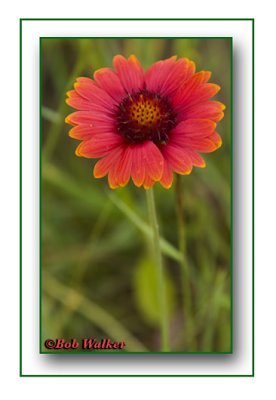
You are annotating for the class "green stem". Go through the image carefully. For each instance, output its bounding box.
[146,188,169,352]
[175,175,196,350]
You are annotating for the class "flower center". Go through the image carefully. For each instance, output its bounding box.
[115,90,177,144]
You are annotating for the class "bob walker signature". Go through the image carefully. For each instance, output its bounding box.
[44,338,126,350]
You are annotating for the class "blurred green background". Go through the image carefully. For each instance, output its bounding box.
[41,38,231,353]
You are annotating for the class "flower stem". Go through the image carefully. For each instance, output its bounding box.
[175,175,196,350]
[146,188,169,352]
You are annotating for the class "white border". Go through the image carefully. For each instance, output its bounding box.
[21,19,253,376]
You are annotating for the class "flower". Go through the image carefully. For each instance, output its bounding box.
[65,55,225,189]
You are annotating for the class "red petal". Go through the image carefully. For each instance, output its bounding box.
[145,56,195,96]
[94,67,126,103]
[130,141,164,185]
[208,132,223,148]
[65,111,114,126]
[113,55,144,94]
[185,150,206,168]
[130,144,146,187]
[171,119,216,139]
[74,77,116,113]
[141,141,164,181]
[160,161,174,189]
[172,71,220,111]
[75,133,124,158]
[143,175,155,189]
[181,132,222,153]
[115,146,133,187]
[68,125,94,140]
[108,165,120,189]
[161,143,193,175]
[179,100,226,122]
[93,146,125,178]
[66,89,95,111]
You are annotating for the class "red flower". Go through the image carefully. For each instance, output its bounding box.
[65,55,225,189]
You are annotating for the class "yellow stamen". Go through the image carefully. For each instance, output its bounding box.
[130,98,161,127]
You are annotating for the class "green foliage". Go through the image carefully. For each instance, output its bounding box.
[133,257,176,326]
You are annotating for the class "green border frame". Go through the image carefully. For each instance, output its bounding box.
[20,18,254,377]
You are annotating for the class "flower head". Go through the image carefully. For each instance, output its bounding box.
[65,55,225,189]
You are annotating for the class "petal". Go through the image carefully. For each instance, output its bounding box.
[160,161,174,189]
[179,100,226,122]
[184,150,206,168]
[68,124,94,140]
[143,174,155,190]
[130,141,164,185]
[145,56,195,96]
[141,141,164,181]
[93,146,125,178]
[188,84,221,108]
[130,144,146,187]
[169,118,221,154]
[66,90,94,111]
[172,71,220,111]
[115,145,133,187]
[65,111,114,126]
[113,55,144,94]
[67,116,116,139]
[171,119,216,139]
[73,77,95,99]
[75,133,124,158]
[94,67,126,103]
[208,132,223,148]
[74,77,116,113]
[108,165,120,189]
[181,133,222,153]
[161,143,193,175]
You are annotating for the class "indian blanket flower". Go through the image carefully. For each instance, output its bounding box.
[65,55,225,189]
